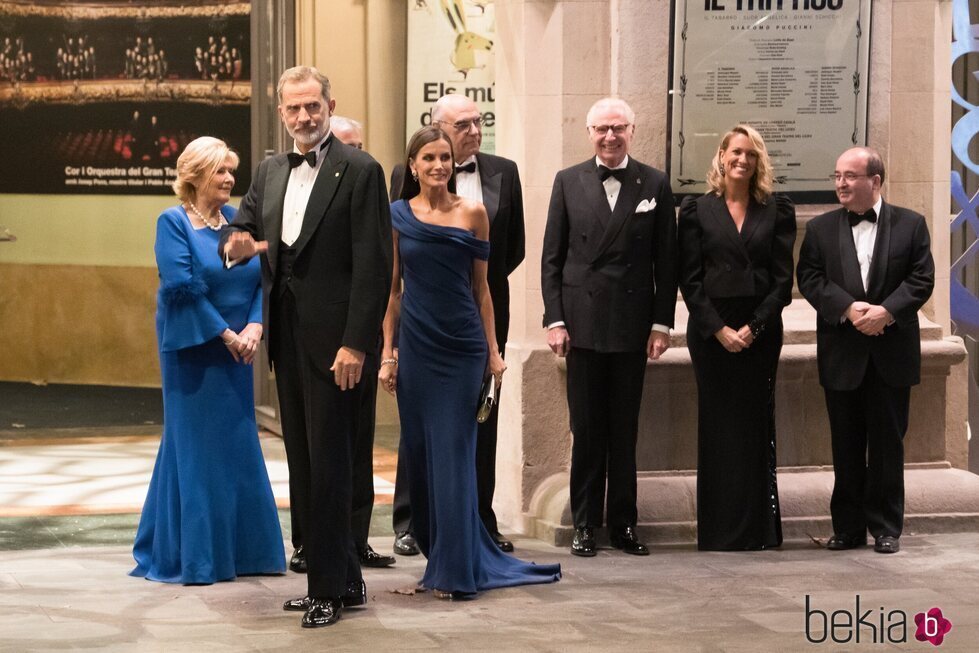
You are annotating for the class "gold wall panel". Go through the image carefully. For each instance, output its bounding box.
[0,263,160,386]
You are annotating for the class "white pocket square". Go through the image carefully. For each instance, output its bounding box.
[635,198,657,214]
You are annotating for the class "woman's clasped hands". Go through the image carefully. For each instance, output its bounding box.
[714,325,754,353]
[222,322,263,364]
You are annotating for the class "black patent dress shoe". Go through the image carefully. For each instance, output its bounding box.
[359,543,396,568]
[874,535,900,554]
[491,532,514,553]
[283,595,310,611]
[610,526,650,556]
[826,533,867,550]
[289,546,307,573]
[394,531,420,556]
[301,598,343,628]
[284,581,367,612]
[570,527,596,557]
[341,580,367,607]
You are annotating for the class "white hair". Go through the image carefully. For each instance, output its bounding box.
[585,97,636,126]
[431,93,476,123]
[330,115,362,132]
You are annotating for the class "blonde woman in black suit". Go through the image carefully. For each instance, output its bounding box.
[678,125,796,551]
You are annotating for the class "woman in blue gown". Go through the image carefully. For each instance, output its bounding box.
[131,136,286,584]
[379,126,560,597]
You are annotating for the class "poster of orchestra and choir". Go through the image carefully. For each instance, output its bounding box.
[0,1,251,195]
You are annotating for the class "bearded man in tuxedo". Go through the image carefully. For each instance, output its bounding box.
[221,66,392,627]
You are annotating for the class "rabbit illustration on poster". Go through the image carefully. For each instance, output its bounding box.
[440,0,493,80]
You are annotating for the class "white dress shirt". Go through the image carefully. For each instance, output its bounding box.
[852,196,883,291]
[597,155,628,211]
[281,133,331,246]
[455,154,483,203]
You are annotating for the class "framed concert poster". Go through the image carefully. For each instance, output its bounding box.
[670,0,872,202]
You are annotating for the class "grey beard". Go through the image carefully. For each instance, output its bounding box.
[290,126,324,146]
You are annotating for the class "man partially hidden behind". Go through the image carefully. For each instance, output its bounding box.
[388,94,526,556]
[331,115,363,151]
[797,147,934,555]
[220,66,392,627]
[541,97,678,557]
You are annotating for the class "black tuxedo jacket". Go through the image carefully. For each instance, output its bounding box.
[541,157,678,352]
[390,152,526,348]
[678,193,796,340]
[796,201,934,391]
[220,138,393,375]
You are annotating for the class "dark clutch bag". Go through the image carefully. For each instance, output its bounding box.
[476,375,497,423]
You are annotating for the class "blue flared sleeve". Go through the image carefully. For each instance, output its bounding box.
[155,208,228,352]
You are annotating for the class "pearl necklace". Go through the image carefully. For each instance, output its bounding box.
[187,201,223,231]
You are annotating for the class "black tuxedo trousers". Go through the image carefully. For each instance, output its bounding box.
[824,359,909,539]
[271,288,362,597]
[566,347,647,530]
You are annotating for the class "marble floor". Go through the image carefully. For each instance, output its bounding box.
[3,430,979,651]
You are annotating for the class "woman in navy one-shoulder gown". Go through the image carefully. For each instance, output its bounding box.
[380,126,560,597]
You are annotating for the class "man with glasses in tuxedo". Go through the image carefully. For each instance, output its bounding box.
[389,93,526,555]
[541,97,678,558]
[797,146,934,555]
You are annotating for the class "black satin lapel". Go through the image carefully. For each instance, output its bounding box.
[707,194,750,263]
[262,156,290,276]
[479,155,502,224]
[292,150,348,256]
[866,203,891,300]
[593,161,642,259]
[838,210,866,300]
[579,166,613,231]
[739,198,765,249]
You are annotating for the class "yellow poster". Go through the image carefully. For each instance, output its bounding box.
[405,0,495,153]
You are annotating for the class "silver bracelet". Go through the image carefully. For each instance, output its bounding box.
[381,358,398,366]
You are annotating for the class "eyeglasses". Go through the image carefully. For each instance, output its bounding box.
[589,124,632,136]
[438,117,483,132]
[832,172,874,183]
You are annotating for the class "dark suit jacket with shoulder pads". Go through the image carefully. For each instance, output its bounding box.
[678,193,796,340]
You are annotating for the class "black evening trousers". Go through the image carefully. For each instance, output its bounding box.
[688,298,783,551]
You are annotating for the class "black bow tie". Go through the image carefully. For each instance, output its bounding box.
[287,150,318,169]
[456,161,477,174]
[598,165,625,182]
[847,209,877,227]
